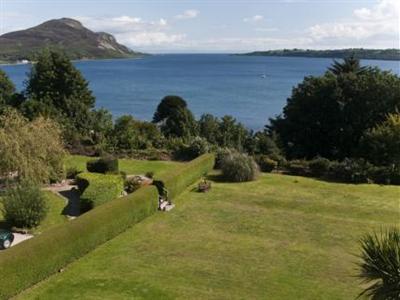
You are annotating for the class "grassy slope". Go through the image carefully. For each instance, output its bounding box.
[0,191,68,234]
[17,173,400,299]
[65,155,183,176]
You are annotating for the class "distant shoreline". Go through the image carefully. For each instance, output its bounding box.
[0,55,147,66]
[238,49,400,61]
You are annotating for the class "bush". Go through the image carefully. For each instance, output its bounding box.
[145,171,154,179]
[66,167,80,179]
[220,151,259,182]
[327,158,372,183]
[86,156,119,174]
[1,181,48,228]
[286,160,310,176]
[309,157,331,177]
[76,172,124,212]
[256,155,278,172]
[124,176,142,194]
[170,137,210,161]
[214,148,231,169]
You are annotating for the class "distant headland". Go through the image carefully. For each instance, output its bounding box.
[0,18,145,64]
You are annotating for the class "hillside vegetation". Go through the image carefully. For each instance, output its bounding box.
[17,173,400,299]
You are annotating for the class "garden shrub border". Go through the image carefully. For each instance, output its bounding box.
[0,154,215,299]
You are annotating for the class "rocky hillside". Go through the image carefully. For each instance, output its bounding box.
[0,18,144,62]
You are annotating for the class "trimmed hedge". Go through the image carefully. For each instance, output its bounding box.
[0,186,158,299]
[76,173,124,212]
[0,154,215,298]
[155,153,215,200]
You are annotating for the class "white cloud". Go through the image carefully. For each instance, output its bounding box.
[243,15,264,23]
[175,9,199,20]
[254,27,278,32]
[308,0,399,48]
[75,16,183,49]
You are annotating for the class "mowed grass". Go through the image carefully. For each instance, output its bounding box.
[65,155,184,176]
[17,173,400,299]
[0,191,68,234]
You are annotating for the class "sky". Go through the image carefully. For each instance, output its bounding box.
[1,0,399,53]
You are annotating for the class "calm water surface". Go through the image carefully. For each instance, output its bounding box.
[2,54,399,130]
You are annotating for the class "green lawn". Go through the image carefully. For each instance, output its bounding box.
[17,173,400,299]
[65,155,184,176]
[0,191,68,234]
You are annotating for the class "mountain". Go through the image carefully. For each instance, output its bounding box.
[240,49,400,61]
[0,18,144,63]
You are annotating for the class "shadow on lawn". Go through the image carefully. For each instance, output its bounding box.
[59,188,80,217]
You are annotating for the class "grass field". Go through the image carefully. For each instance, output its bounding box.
[65,155,184,176]
[0,191,68,234]
[17,173,400,299]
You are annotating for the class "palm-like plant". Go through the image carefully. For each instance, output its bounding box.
[358,228,400,299]
[329,55,369,75]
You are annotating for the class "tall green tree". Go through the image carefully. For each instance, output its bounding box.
[328,55,368,75]
[198,113,220,144]
[0,69,16,111]
[0,109,65,183]
[23,49,95,135]
[269,64,400,160]
[113,115,162,151]
[153,95,197,139]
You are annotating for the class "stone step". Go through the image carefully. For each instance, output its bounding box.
[164,204,175,211]
[159,201,169,210]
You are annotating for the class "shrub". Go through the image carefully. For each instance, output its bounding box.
[372,165,400,185]
[170,137,210,161]
[76,172,124,212]
[358,228,400,299]
[1,180,48,228]
[145,171,154,179]
[327,158,372,183]
[66,167,80,179]
[86,156,119,174]
[124,176,142,194]
[286,160,310,176]
[220,151,259,182]
[214,148,231,169]
[256,155,278,172]
[309,157,331,177]
[0,110,66,183]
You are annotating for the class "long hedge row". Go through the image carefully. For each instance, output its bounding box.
[0,154,215,298]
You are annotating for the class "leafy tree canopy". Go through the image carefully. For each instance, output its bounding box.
[0,109,66,183]
[153,96,197,139]
[22,49,95,135]
[361,113,400,166]
[0,69,16,110]
[269,58,400,160]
